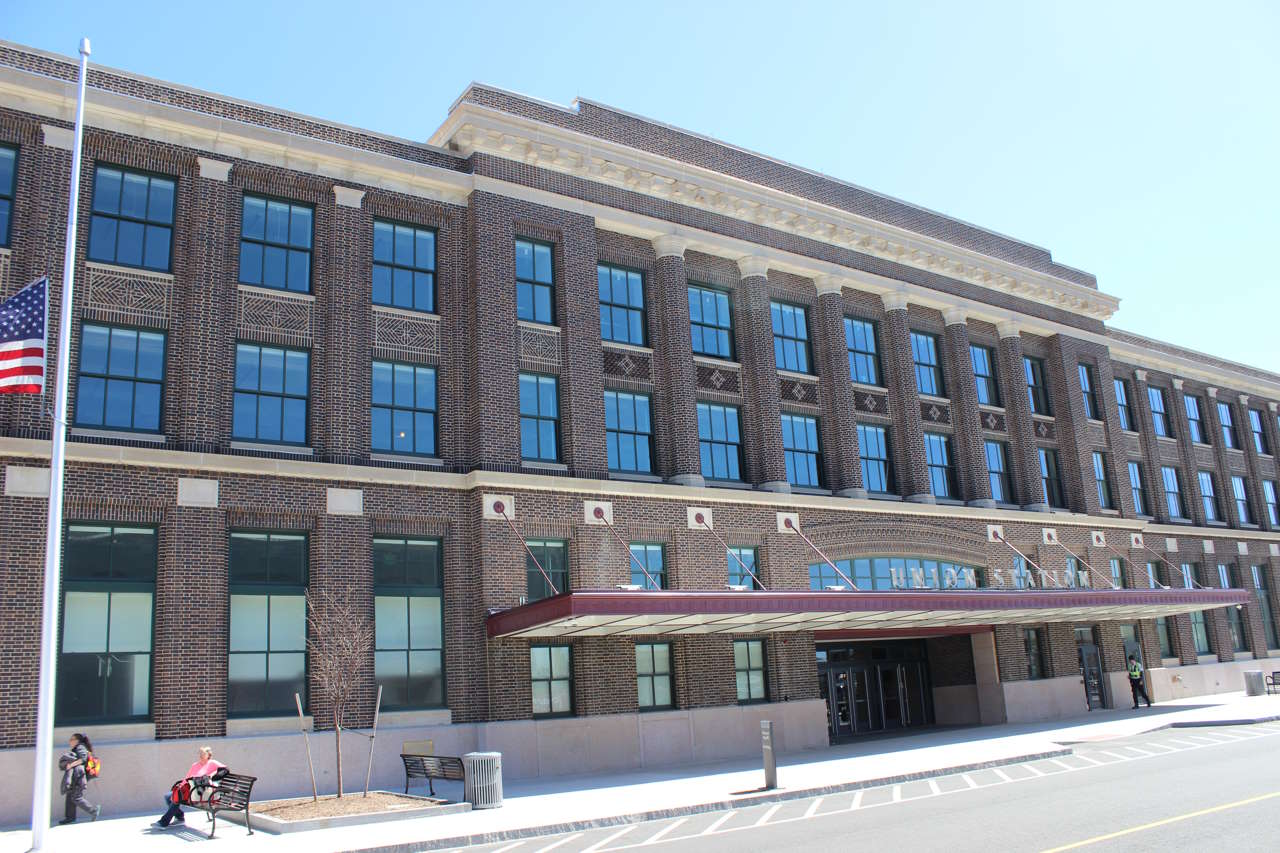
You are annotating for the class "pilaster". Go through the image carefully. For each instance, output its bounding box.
[814,286,864,497]
[941,311,991,506]
[737,258,789,492]
[996,325,1047,510]
[651,237,703,486]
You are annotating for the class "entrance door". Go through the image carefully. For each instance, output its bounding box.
[899,662,928,727]
[1120,624,1143,668]
[1077,643,1105,710]
[877,664,904,729]
[821,666,871,739]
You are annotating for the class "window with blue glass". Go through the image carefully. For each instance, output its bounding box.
[688,284,733,359]
[781,413,821,487]
[515,238,554,324]
[697,402,742,481]
[728,546,760,589]
[1198,470,1221,522]
[1149,387,1172,438]
[233,343,309,445]
[1079,363,1100,420]
[771,302,811,373]
[0,144,17,247]
[629,543,666,590]
[1184,394,1206,443]
[911,331,943,396]
[1218,402,1239,450]
[985,440,1012,503]
[598,264,646,346]
[1093,451,1114,509]
[1264,480,1279,526]
[519,373,559,461]
[845,317,880,385]
[371,361,437,456]
[87,165,175,271]
[1024,357,1051,415]
[74,324,165,432]
[1040,448,1064,508]
[1012,555,1032,590]
[971,344,999,405]
[810,556,980,591]
[1162,465,1186,518]
[1115,379,1134,431]
[857,424,894,494]
[924,432,956,498]
[228,531,307,716]
[1232,475,1254,525]
[373,538,443,710]
[372,220,435,312]
[604,390,652,474]
[1250,409,1271,455]
[1129,461,1149,516]
[238,196,312,292]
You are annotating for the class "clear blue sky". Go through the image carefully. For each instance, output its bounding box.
[7,1,1278,370]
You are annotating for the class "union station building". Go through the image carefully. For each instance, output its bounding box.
[0,39,1277,815]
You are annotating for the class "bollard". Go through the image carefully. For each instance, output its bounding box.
[761,720,777,790]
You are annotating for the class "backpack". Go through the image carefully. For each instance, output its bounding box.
[84,754,101,779]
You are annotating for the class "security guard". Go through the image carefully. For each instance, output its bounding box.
[1127,654,1152,708]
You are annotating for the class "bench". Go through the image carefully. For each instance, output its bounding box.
[1267,672,1280,695]
[400,754,465,797]
[187,772,256,839]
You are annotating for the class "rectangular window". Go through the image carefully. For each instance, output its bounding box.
[232,343,309,445]
[58,525,155,724]
[924,432,956,499]
[0,144,14,246]
[598,264,646,346]
[728,546,760,589]
[1093,451,1114,509]
[629,543,666,590]
[781,413,822,487]
[1040,448,1065,508]
[604,390,653,474]
[1025,628,1048,679]
[1184,395,1206,443]
[1232,475,1254,525]
[697,402,742,481]
[1190,610,1211,655]
[530,645,572,716]
[1012,555,1032,590]
[1198,471,1220,522]
[228,531,307,716]
[858,424,894,494]
[519,374,559,462]
[985,440,1012,503]
[1263,481,1279,526]
[1156,617,1174,658]
[1250,410,1271,455]
[371,361,436,456]
[771,302,812,374]
[1146,562,1159,589]
[238,195,312,292]
[1162,466,1185,518]
[1024,357,1051,416]
[688,284,733,359]
[74,324,165,432]
[911,331,944,396]
[373,538,443,710]
[515,239,554,324]
[526,540,568,602]
[635,643,673,710]
[1115,379,1134,431]
[971,344,999,406]
[1149,387,1172,438]
[734,639,767,703]
[845,317,881,386]
[1218,402,1239,449]
[1109,557,1126,589]
[1181,563,1197,589]
[1252,565,1279,650]
[1079,364,1100,420]
[87,165,175,271]
[1129,461,1149,516]
[372,220,435,312]
[1063,555,1081,588]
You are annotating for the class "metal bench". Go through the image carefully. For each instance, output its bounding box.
[1266,671,1280,695]
[187,772,256,839]
[400,754,464,797]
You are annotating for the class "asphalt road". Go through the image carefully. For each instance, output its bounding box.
[450,721,1280,853]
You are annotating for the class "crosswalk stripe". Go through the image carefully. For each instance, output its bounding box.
[928,779,941,795]
[1023,763,1045,776]
[1165,739,1198,747]
[849,789,865,810]
[492,843,525,853]
[1073,753,1102,765]
[1048,758,1074,770]
[700,812,735,835]
[643,819,686,845]
[534,834,582,853]
[962,773,978,788]
[1126,746,1154,756]
[754,805,782,827]
[1099,750,1129,761]
[803,797,824,818]
[891,784,902,802]
[582,825,636,853]
[992,767,1013,782]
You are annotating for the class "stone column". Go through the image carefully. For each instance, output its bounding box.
[813,277,864,498]
[651,236,704,487]
[942,309,992,507]
[881,293,931,502]
[556,217,608,479]
[996,322,1047,511]
[737,257,789,492]
[322,186,372,463]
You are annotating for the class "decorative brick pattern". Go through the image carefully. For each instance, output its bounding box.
[372,307,440,365]
[236,286,314,348]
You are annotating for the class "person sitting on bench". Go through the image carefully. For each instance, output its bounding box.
[153,746,227,829]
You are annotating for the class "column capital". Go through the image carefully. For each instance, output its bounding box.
[942,307,969,327]
[880,291,909,312]
[814,275,847,296]
[737,255,770,279]
[1172,378,1185,391]
[333,185,366,208]
[995,319,1022,339]
[197,157,233,181]
[1133,369,1147,382]
[1205,385,1218,399]
[1239,394,1250,407]
[1268,401,1277,413]
[651,234,691,258]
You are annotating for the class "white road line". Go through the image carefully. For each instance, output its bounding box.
[700,812,736,835]
[992,767,1014,782]
[961,773,978,788]
[1099,750,1130,761]
[642,819,686,845]
[927,779,941,795]
[849,789,865,810]
[1073,753,1103,765]
[1023,763,1045,776]
[891,784,902,802]
[1048,758,1074,770]
[1165,738,1198,747]
[533,834,582,853]
[753,805,782,827]
[1142,743,1176,753]
[1126,746,1154,756]
[582,825,636,853]
[803,797,824,818]
[492,843,525,853]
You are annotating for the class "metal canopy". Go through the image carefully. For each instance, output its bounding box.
[485,588,1251,639]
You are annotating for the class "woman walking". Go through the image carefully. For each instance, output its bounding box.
[58,732,101,824]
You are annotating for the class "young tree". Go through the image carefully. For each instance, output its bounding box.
[305,588,374,798]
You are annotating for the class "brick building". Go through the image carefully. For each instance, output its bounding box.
[0,39,1277,816]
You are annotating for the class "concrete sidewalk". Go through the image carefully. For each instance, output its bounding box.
[7,692,1280,853]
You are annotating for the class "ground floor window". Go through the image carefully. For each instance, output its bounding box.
[530,645,572,716]
[1227,607,1247,653]
[1253,566,1279,650]
[635,643,673,710]
[1189,611,1211,656]
[734,639,767,703]
[374,537,444,709]
[228,531,307,715]
[1156,617,1174,658]
[1024,628,1048,679]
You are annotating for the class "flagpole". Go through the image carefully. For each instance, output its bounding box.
[31,36,90,850]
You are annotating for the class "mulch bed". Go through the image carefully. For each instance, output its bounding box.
[252,791,447,821]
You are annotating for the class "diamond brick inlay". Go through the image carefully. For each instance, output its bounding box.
[603,347,652,380]
[856,391,889,415]
[696,362,741,395]
[920,401,951,425]
[981,410,1007,432]
[520,323,561,370]
[237,285,313,347]
[1034,418,1056,440]
[373,307,440,363]
[84,262,174,328]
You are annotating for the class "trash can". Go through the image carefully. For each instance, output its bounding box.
[462,751,503,809]
[1243,670,1265,696]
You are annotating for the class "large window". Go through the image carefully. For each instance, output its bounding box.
[1156,617,1175,658]
[1040,448,1064,508]
[598,263,646,346]
[1190,610,1211,656]
[781,413,821,488]
[629,543,666,590]
[1115,379,1134,431]
[697,402,742,481]
[530,645,572,716]
[228,532,307,716]
[1232,476,1255,525]
[515,238,554,324]
[1198,471,1221,523]
[238,195,312,292]
[526,540,567,602]
[373,538,443,710]
[728,546,760,589]
[605,390,653,474]
[1162,466,1186,519]
[1250,410,1271,455]
[57,525,155,724]
[1264,481,1279,526]
[689,284,733,359]
[233,343,309,445]
[734,639,767,703]
[1149,387,1172,438]
[810,556,980,591]
[846,317,881,385]
[924,433,956,499]
[1024,357,1051,416]
[771,302,811,373]
[635,643,673,710]
[1146,562,1160,590]
[1184,395,1206,444]
[74,324,165,432]
[371,361,436,456]
[519,373,559,462]
[0,144,14,246]
[1129,461,1149,516]
[1218,402,1239,449]
[1025,628,1048,679]
[1219,565,1247,653]
[1093,451,1114,510]
[911,331,944,396]
[87,165,175,271]
[373,220,435,312]
[1252,565,1279,650]
[1078,364,1100,420]
[971,344,999,405]
[1110,557,1126,589]
[857,424,894,494]
[985,440,1012,503]
[1012,555,1032,590]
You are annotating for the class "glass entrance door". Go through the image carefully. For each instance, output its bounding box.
[1077,643,1105,710]
[878,664,904,729]
[818,640,935,740]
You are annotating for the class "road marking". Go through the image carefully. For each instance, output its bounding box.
[1125,746,1154,756]
[701,812,735,835]
[927,779,941,795]
[492,843,525,853]
[992,767,1013,782]
[891,784,902,802]
[1048,758,1074,770]
[803,797,824,818]
[1040,790,1280,852]
[533,834,582,853]
[1164,738,1198,747]
[642,819,686,845]
[753,805,782,827]
[1073,754,1102,765]
[582,825,635,852]
[849,789,864,810]
[1098,750,1129,761]
[1023,763,1045,776]
[961,773,978,788]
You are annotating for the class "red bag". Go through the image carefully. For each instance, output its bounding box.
[170,780,192,805]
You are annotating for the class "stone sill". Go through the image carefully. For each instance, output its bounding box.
[230,441,313,456]
[370,452,444,467]
[1225,447,1246,455]
[522,461,569,472]
[602,340,653,355]
[376,708,453,728]
[237,282,314,302]
[1086,418,1105,425]
[86,259,175,281]
[1156,435,1178,444]
[778,369,817,383]
[1234,651,1255,661]
[71,427,166,444]
[978,404,1006,413]
[868,492,903,502]
[55,722,155,744]
[517,319,559,332]
[608,472,663,484]
[1097,509,1120,516]
[791,486,832,497]
[227,715,312,736]
[692,354,741,370]
[372,303,438,321]
[852,381,889,394]
[1032,413,1055,422]
[707,479,754,491]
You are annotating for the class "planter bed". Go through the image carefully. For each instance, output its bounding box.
[218,791,471,834]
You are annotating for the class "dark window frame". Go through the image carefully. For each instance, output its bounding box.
[1162,465,1186,519]
[697,402,744,482]
[1093,451,1114,510]
[781,412,822,488]
[635,642,674,711]
[0,143,15,247]
[1149,387,1172,438]
[1218,401,1239,450]
[73,322,167,433]
[515,237,555,325]
[1078,363,1101,420]
[237,194,313,293]
[1198,470,1221,523]
[770,301,813,374]
[372,218,437,313]
[971,343,1000,406]
[372,537,445,711]
[629,542,667,590]
[1252,565,1279,650]
[857,423,895,495]
[604,389,654,474]
[597,262,647,347]
[1184,394,1207,444]
[232,342,310,446]
[688,283,735,360]
[526,539,568,602]
[1025,628,1048,679]
[845,316,882,386]
[727,546,761,589]
[519,373,560,462]
[87,162,176,272]
[911,330,944,397]
[1263,480,1279,526]
[1231,475,1254,525]
[985,439,1012,503]
[1114,378,1134,431]
[1040,447,1065,508]
[924,432,957,499]
[1024,356,1051,416]
[1249,409,1271,455]
[1128,461,1149,516]
[530,644,573,718]
[371,360,438,457]
[734,639,768,704]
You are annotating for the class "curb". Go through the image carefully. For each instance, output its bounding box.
[348,747,1072,853]
[1169,714,1280,728]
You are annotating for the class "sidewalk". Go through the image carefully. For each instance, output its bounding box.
[7,692,1280,853]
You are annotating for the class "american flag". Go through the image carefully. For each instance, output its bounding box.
[0,277,48,395]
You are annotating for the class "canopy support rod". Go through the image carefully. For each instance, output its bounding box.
[781,516,859,590]
[992,531,1062,588]
[692,511,767,590]
[1052,541,1118,590]
[593,506,663,590]
[1136,541,1208,589]
[493,499,558,596]
[1100,541,1171,589]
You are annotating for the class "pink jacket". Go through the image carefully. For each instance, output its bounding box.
[185,758,226,779]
